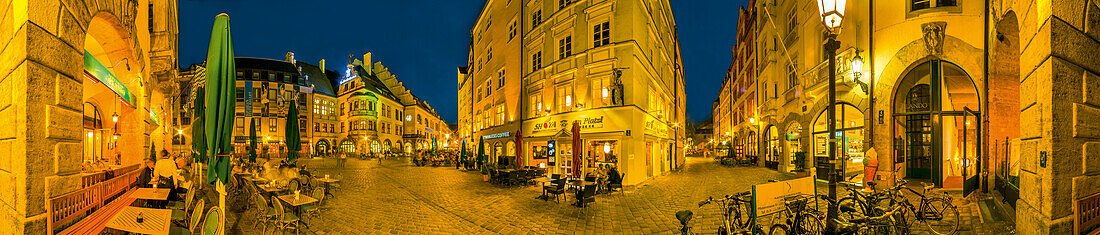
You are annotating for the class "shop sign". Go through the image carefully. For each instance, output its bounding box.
[482,132,511,140]
[83,51,133,105]
[338,64,358,85]
[644,115,670,137]
[547,140,556,166]
[526,108,626,135]
[148,108,159,125]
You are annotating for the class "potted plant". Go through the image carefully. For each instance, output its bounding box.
[481,167,490,181]
[792,152,810,177]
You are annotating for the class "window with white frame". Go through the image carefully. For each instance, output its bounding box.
[559,36,572,59]
[592,77,610,107]
[593,22,610,47]
[530,93,543,116]
[557,84,573,112]
[532,51,542,72]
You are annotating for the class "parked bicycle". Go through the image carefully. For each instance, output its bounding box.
[879,179,959,234]
[818,194,900,234]
[767,193,824,235]
[696,191,761,234]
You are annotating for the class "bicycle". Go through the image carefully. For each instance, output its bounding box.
[879,179,959,234]
[697,191,761,234]
[767,193,825,235]
[818,194,900,235]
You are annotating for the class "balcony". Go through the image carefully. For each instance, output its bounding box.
[804,48,859,91]
[351,109,377,117]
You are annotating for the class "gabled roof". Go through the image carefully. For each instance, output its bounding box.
[296,62,335,97]
[235,57,300,75]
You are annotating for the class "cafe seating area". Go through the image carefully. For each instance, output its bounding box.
[236,161,339,234]
[46,163,222,235]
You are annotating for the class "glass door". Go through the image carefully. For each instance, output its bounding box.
[960,108,981,197]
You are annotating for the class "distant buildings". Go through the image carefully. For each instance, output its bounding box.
[177,52,452,158]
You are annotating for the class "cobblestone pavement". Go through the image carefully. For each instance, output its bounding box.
[222,156,1010,234]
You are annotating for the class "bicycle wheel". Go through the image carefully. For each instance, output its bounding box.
[857,215,897,235]
[769,224,789,235]
[837,197,866,222]
[794,212,824,235]
[922,198,959,234]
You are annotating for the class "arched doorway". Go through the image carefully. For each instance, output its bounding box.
[812,103,865,180]
[370,140,381,155]
[785,123,804,172]
[991,11,1021,206]
[493,143,503,166]
[764,126,780,170]
[384,139,392,154]
[84,13,147,165]
[340,140,355,154]
[892,59,981,190]
[316,139,330,156]
[747,131,758,165]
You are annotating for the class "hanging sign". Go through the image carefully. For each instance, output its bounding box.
[83,51,133,105]
[148,108,159,125]
[245,81,253,117]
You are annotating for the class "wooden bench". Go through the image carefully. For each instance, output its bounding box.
[55,190,137,235]
[48,170,140,234]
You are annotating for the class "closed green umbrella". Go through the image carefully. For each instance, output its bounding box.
[460,140,467,167]
[477,138,485,169]
[248,118,257,163]
[204,13,236,186]
[149,143,157,161]
[285,102,301,164]
[191,87,207,163]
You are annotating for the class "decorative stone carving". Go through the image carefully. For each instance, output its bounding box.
[922,22,947,54]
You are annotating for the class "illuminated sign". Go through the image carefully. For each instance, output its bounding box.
[83,51,133,105]
[547,140,556,166]
[482,132,511,140]
[148,108,159,125]
[338,64,358,85]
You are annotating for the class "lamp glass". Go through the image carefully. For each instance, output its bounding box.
[604,143,611,154]
[816,0,847,30]
[851,54,864,78]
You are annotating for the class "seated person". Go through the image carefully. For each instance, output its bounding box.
[136,158,157,188]
[608,167,623,185]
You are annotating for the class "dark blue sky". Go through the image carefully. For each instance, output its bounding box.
[179,0,748,124]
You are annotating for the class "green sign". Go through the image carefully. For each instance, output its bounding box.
[148,108,159,125]
[83,51,133,105]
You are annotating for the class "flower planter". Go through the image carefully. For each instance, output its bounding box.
[482,174,490,181]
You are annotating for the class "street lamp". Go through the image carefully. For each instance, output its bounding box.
[816,0,847,232]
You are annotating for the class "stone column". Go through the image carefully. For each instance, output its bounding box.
[1014,0,1100,233]
[0,1,86,234]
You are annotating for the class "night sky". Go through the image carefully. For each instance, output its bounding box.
[179,0,749,124]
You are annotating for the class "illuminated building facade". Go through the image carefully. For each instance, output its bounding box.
[460,0,687,185]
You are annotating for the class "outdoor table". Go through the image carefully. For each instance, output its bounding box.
[131,188,171,208]
[277,194,318,228]
[532,177,551,200]
[315,177,340,198]
[567,180,595,192]
[105,206,172,235]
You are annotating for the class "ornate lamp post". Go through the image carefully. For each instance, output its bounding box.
[815,0,847,232]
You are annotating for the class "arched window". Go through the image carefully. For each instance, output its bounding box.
[765,126,780,169]
[812,103,865,179]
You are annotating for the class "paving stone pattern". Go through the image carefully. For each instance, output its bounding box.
[224,157,1004,234]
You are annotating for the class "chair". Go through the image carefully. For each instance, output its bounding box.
[578,185,597,209]
[546,180,567,203]
[168,185,195,210]
[169,198,205,235]
[287,179,300,195]
[272,197,301,234]
[172,196,203,224]
[202,206,223,235]
[608,173,624,195]
[252,194,276,234]
[301,187,325,224]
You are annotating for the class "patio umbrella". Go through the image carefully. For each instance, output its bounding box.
[432,136,438,155]
[572,121,581,177]
[460,140,467,166]
[515,129,523,169]
[149,143,157,160]
[191,87,207,163]
[477,138,485,169]
[248,118,257,163]
[203,14,236,232]
[204,13,236,186]
[285,102,301,164]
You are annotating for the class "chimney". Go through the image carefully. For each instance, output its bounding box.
[363,52,373,73]
[319,59,326,71]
